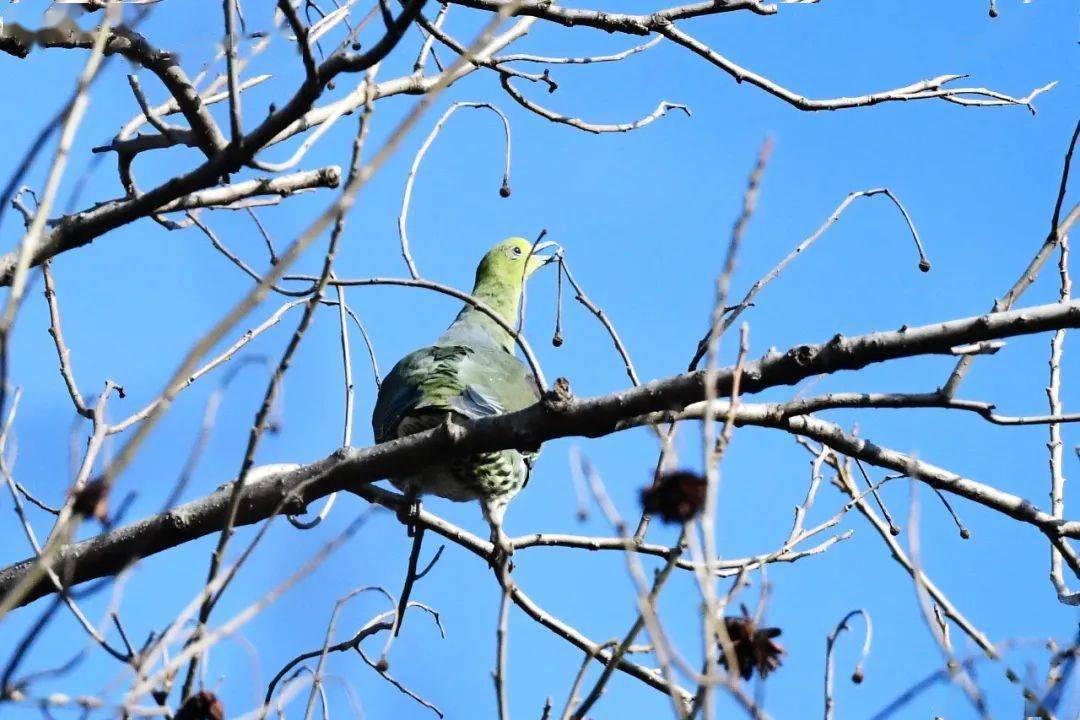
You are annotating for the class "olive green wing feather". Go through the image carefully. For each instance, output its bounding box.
[372,344,540,444]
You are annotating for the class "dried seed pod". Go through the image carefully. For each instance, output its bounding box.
[175,691,224,720]
[640,470,707,524]
[718,607,785,680]
[70,477,108,522]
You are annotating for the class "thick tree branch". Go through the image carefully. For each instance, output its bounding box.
[0,20,227,155]
[446,0,776,30]
[0,3,426,286]
[448,0,1051,112]
[730,409,1075,542]
[0,0,1046,289]
[153,166,342,213]
[3,299,1080,606]
[0,168,342,283]
[657,21,1055,112]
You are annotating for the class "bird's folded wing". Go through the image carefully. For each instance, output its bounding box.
[372,344,540,443]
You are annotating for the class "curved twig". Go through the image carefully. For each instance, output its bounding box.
[289,274,548,390]
[501,74,690,134]
[398,101,513,278]
[823,609,872,720]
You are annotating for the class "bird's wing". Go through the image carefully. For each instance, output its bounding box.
[372,344,540,443]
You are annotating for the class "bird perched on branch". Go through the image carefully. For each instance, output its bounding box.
[372,237,558,563]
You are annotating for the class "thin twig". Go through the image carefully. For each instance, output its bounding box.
[823,609,872,720]
[41,261,89,417]
[223,0,244,141]
[1047,124,1080,604]
[690,186,926,370]
[942,120,1080,397]
[558,258,640,386]
[398,101,512,278]
[906,483,992,718]
[180,113,363,696]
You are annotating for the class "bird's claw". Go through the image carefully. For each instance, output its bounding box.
[398,496,421,537]
[489,529,515,574]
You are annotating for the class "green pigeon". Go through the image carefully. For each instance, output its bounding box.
[372,237,558,558]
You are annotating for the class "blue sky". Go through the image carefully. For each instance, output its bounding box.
[0,1,1078,718]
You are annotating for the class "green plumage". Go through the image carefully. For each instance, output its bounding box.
[372,237,555,539]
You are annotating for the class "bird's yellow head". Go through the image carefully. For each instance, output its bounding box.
[462,237,559,340]
[474,236,559,290]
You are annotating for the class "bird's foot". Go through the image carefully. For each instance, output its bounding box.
[489,526,515,575]
[397,496,421,537]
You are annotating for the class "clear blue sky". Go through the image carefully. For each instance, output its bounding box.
[1,1,1078,718]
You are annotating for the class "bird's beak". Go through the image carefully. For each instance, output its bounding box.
[528,240,561,268]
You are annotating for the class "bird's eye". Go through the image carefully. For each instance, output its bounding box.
[512,246,523,256]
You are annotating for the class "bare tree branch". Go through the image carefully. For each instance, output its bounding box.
[4,298,1080,606]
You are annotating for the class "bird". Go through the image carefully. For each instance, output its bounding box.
[372,236,558,564]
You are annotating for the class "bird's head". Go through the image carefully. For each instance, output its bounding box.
[475,236,559,290]
[455,236,560,348]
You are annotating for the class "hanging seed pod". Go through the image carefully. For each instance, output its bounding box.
[552,257,565,347]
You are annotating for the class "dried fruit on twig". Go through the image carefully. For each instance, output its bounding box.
[70,477,108,522]
[175,691,224,720]
[718,607,785,680]
[640,470,707,523]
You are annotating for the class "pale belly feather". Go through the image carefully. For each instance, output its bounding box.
[391,414,529,511]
